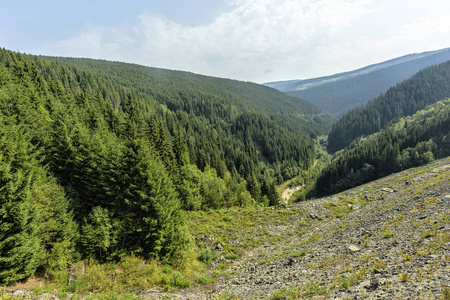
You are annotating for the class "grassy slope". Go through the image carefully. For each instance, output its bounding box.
[178,156,450,298]
[5,156,449,299]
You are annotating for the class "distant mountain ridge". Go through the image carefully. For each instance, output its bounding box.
[264,48,450,116]
[327,60,450,153]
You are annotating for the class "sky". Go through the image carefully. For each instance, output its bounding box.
[1,0,450,83]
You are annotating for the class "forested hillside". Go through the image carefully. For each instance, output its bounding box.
[265,48,450,92]
[267,48,450,117]
[327,60,450,152]
[41,56,334,180]
[43,57,321,116]
[44,57,329,134]
[0,48,329,285]
[315,98,450,196]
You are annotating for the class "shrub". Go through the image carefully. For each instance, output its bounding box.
[195,274,212,284]
[170,271,191,288]
[198,248,213,264]
[383,231,394,238]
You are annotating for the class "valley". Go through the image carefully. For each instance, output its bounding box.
[266,48,450,117]
[140,157,450,299]
[4,153,449,299]
[0,47,450,299]
[281,185,302,203]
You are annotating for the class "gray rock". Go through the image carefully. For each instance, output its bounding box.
[37,294,58,300]
[67,261,85,285]
[348,244,361,252]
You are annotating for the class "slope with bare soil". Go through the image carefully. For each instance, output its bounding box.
[281,185,302,204]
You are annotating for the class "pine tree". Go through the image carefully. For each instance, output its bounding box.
[81,206,114,261]
[121,139,191,263]
[262,178,280,206]
[33,175,78,277]
[0,124,43,285]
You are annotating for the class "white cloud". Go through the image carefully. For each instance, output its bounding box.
[50,0,450,83]
[318,14,450,75]
[56,26,136,61]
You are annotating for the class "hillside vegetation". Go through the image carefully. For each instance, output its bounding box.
[1,46,450,299]
[0,48,332,286]
[327,60,450,153]
[316,98,450,196]
[5,152,450,299]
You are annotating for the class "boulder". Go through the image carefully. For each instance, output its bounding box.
[348,244,361,252]
[67,261,85,285]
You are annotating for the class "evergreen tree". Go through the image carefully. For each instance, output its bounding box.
[81,206,114,261]
[0,124,43,285]
[121,139,191,263]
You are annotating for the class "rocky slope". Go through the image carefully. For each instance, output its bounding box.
[156,157,450,299]
[3,157,450,299]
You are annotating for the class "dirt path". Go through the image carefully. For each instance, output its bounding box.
[281,185,301,203]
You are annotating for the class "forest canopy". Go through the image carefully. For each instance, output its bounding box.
[0,48,330,284]
[327,61,450,153]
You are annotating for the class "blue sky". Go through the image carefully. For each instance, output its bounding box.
[2,0,450,83]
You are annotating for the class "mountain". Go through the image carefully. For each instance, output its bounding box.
[316,97,450,196]
[9,155,450,298]
[0,47,334,284]
[40,56,335,180]
[2,47,450,299]
[327,60,450,153]
[265,48,450,116]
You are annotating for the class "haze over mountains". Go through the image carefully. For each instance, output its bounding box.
[2,42,450,299]
[264,48,450,116]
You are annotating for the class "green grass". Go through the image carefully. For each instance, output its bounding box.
[291,249,309,257]
[383,231,394,238]
[198,248,213,264]
[195,274,213,285]
[297,229,307,235]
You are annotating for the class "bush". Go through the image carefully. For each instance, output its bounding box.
[195,274,212,284]
[198,248,213,264]
[171,271,192,288]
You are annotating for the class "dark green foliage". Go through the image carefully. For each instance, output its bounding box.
[328,61,450,152]
[0,123,43,285]
[198,248,213,264]
[0,47,338,284]
[37,53,320,200]
[120,139,190,262]
[0,48,328,284]
[0,56,78,283]
[261,178,281,206]
[316,99,450,195]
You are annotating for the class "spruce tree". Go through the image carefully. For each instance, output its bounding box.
[121,139,191,263]
[0,124,43,285]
